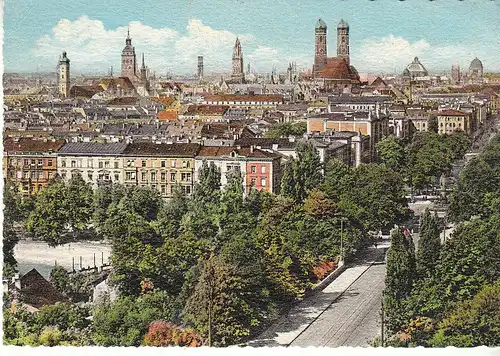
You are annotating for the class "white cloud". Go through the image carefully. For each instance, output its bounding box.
[33,16,257,76]
[353,35,500,74]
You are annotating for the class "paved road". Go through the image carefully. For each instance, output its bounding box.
[289,255,386,347]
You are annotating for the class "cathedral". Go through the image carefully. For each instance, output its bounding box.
[121,29,151,96]
[313,18,360,93]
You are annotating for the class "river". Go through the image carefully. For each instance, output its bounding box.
[14,240,113,279]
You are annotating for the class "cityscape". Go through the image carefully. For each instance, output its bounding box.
[2,0,500,350]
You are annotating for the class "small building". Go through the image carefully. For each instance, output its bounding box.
[436,109,471,135]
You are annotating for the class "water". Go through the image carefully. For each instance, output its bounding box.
[14,240,112,279]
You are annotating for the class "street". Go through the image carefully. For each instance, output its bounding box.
[289,255,386,347]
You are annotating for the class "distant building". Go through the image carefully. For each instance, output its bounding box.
[121,29,150,95]
[58,51,70,99]
[436,109,471,134]
[198,55,204,81]
[468,57,484,84]
[313,19,360,93]
[451,64,461,85]
[231,37,245,84]
[403,57,428,78]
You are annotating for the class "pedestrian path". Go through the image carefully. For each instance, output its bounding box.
[248,244,387,347]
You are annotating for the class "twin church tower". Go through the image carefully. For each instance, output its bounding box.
[314,18,350,78]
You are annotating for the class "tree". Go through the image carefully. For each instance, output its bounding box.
[66,173,93,235]
[154,184,188,239]
[384,227,417,333]
[92,291,174,347]
[193,161,221,207]
[429,280,500,347]
[49,265,71,295]
[416,209,441,277]
[143,321,203,347]
[376,135,407,172]
[264,122,307,139]
[280,142,323,202]
[25,179,68,246]
[427,115,438,133]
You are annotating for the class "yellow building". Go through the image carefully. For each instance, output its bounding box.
[436,109,471,135]
[122,142,201,198]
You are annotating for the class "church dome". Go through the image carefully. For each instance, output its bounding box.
[338,19,349,29]
[469,57,483,71]
[403,57,428,77]
[316,18,327,30]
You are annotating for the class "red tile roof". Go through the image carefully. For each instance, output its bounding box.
[437,109,468,117]
[198,146,278,159]
[318,58,353,80]
[3,138,65,153]
[151,96,176,106]
[157,111,178,121]
[203,94,283,103]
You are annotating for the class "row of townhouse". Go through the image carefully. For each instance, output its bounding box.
[3,138,282,198]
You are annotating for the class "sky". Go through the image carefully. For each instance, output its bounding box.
[3,0,500,76]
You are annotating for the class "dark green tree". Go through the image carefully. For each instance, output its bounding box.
[384,227,417,333]
[417,209,441,277]
[427,115,438,133]
[66,173,93,236]
[376,135,407,172]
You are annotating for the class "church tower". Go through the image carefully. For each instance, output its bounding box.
[121,29,137,80]
[314,19,327,79]
[58,51,70,99]
[337,19,350,66]
[231,37,244,83]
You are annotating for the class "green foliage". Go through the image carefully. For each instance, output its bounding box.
[376,135,407,172]
[264,122,307,139]
[448,134,499,222]
[427,116,438,133]
[49,265,71,294]
[66,173,93,233]
[384,227,417,333]
[3,183,20,275]
[280,142,323,202]
[429,280,500,347]
[25,179,69,246]
[416,209,441,277]
[92,291,175,346]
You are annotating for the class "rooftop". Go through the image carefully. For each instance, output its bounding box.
[124,142,201,156]
[3,138,65,153]
[58,141,128,155]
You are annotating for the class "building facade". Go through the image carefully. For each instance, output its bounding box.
[3,138,64,195]
[231,37,244,84]
[437,109,471,135]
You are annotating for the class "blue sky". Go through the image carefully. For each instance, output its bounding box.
[3,0,500,75]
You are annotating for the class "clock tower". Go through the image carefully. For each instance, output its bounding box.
[121,28,137,80]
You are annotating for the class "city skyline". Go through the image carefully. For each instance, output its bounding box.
[3,0,500,75]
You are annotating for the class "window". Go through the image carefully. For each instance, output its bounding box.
[126,172,136,181]
[161,172,166,182]
[181,173,191,182]
[114,173,119,181]
[48,160,53,167]
[104,161,110,169]
[127,160,133,167]
[38,159,43,166]
[261,178,266,186]
[98,161,103,169]
[88,160,93,168]
[151,172,156,182]
[142,160,147,168]
[141,172,147,181]
[88,172,93,181]
[71,160,76,168]
[161,161,166,168]
[251,166,256,173]
[31,159,36,165]
[170,172,176,182]
[24,159,29,166]
[261,166,267,174]
[171,160,176,168]
[24,171,29,179]
[251,178,256,187]
[161,185,166,196]
[114,161,119,169]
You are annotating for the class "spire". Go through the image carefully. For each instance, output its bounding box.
[141,53,146,70]
[126,27,132,46]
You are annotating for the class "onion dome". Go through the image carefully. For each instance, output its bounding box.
[403,57,428,77]
[338,19,349,29]
[316,18,327,30]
